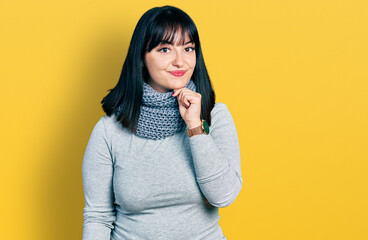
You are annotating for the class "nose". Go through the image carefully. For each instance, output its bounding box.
[172,50,184,67]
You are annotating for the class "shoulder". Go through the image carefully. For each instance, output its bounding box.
[89,116,107,135]
[99,113,120,132]
[98,113,133,139]
[209,102,236,129]
[88,114,121,138]
[211,102,229,115]
[210,102,232,121]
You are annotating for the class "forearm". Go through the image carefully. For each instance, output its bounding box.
[189,132,242,208]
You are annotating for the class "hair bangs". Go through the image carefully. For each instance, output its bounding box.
[145,13,197,52]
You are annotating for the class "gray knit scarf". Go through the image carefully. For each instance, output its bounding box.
[115,79,197,140]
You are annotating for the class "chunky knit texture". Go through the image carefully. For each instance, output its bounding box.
[115,79,197,140]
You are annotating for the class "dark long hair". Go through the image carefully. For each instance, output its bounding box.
[101,5,215,133]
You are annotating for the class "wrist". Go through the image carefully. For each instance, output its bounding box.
[186,119,210,138]
[186,119,202,129]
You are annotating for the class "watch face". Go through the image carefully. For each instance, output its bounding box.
[203,120,209,134]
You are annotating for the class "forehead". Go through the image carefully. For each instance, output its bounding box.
[170,33,192,45]
[160,29,193,46]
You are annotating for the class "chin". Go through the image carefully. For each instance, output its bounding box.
[170,79,190,89]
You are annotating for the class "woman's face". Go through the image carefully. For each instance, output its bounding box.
[144,32,196,93]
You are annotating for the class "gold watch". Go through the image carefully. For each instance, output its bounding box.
[186,120,210,138]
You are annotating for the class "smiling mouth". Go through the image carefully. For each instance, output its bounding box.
[169,70,186,77]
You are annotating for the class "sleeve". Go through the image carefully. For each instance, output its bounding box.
[82,116,116,240]
[188,103,243,208]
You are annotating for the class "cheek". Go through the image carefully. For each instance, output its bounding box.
[149,58,168,71]
[144,53,163,73]
[189,56,196,69]
[145,60,160,75]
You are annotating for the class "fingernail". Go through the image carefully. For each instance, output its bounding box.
[171,92,175,96]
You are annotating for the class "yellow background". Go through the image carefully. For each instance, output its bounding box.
[1,0,367,239]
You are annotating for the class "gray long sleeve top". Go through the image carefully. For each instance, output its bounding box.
[82,102,243,240]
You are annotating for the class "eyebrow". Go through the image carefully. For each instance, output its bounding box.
[184,41,195,45]
[160,40,195,45]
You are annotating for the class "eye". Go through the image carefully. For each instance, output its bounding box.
[185,47,195,53]
[158,47,170,53]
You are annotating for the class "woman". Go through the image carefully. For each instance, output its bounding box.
[82,5,242,240]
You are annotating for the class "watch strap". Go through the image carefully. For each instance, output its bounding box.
[187,120,207,138]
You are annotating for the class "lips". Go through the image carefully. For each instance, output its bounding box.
[169,70,186,77]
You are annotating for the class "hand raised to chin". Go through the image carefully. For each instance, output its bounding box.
[172,88,202,129]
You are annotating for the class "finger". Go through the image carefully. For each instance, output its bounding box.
[178,92,190,108]
[174,89,187,106]
[182,91,199,104]
[181,92,197,108]
[182,92,191,107]
[171,88,183,97]
[172,87,196,97]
